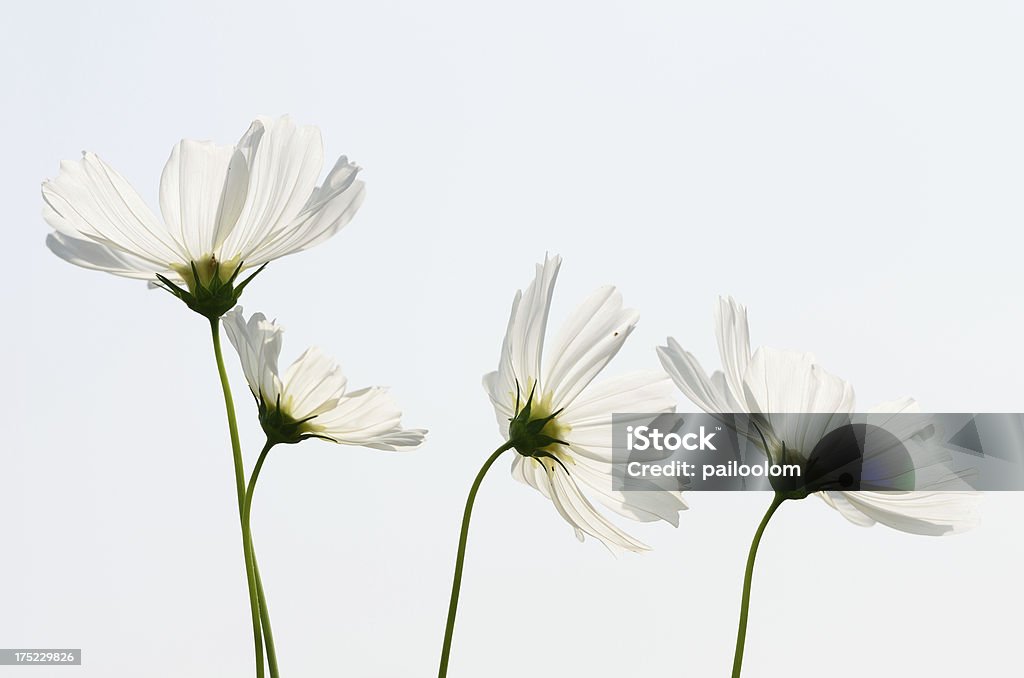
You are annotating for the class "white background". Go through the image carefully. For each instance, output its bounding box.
[3,1,1024,676]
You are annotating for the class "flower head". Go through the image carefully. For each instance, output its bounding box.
[483,255,687,553]
[43,115,365,318]
[223,307,426,451]
[657,296,979,535]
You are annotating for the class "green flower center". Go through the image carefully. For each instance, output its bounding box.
[157,257,266,320]
[257,394,322,446]
[507,382,572,461]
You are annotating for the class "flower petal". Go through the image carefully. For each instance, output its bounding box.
[490,255,561,414]
[657,337,735,413]
[42,152,183,269]
[714,295,751,405]
[281,346,348,420]
[710,370,745,411]
[859,399,976,490]
[482,370,514,435]
[158,139,237,261]
[742,347,855,459]
[212,120,264,252]
[819,491,877,527]
[222,307,283,404]
[559,372,676,461]
[243,156,366,265]
[821,490,981,535]
[511,453,553,499]
[562,371,675,429]
[221,116,325,262]
[544,460,651,554]
[570,454,688,526]
[544,286,639,411]
[46,231,162,280]
[313,386,426,451]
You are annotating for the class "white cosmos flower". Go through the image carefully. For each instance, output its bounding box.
[42,115,364,288]
[657,296,979,536]
[482,255,687,554]
[223,307,426,451]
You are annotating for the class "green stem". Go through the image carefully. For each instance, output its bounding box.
[437,441,515,678]
[210,318,265,678]
[253,553,278,677]
[731,494,785,678]
[245,441,278,677]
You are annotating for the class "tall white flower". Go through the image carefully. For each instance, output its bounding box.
[657,296,978,535]
[42,115,364,317]
[223,307,425,451]
[483,255,687,553]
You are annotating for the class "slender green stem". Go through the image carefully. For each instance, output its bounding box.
[253,553,278,677]
[209,318,265,678]
[732,493,786,678]
[437,441,515,678]
[245,441,278,678]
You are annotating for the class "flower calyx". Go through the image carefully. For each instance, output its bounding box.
[156,258,267,320]
[257,393,326,446]
[507,382,570,471]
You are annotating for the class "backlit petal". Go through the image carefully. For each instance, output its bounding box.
[42,152,183,268]
[313,386,426,451]
[544,286,639,411]
[159,139,237,261]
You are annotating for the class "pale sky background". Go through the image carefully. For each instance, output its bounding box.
[3,1,1024,676]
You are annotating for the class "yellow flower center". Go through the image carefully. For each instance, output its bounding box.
[170,255,241,293]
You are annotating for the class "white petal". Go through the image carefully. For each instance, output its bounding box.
[543,286,639,410]
[212,120,263,251]
[544,460,651,554]
[819,491,877,527]
[867,397,920,415]
[562,371,676,428]
[823,490,981,535]
[46,232,162,280]
[221,116,325,262]
[858,403,974,491]
[511,453,553,499]
[313,386,426,451]
[221,307,283,404]
[158,139,237,261]
[513,455,649,552]
[709,370,745,411]
[243,156,365,265]
[42,152,183,269]
[570,453,688,525]
[657,338,735,413]
[490,255,561,414]
[559,372,676,461]
[742,348,855,459]
[281,346,347,420]
[714,295,751,405]
[482,370,514,436]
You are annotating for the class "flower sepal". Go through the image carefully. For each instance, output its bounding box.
[751,425,812,500]
[156,260,267,320]
[765,443,812,500]
[257,394,325,446]
[507,383,569,461]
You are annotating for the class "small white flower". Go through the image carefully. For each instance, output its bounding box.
[42,115,364,293]
[223,307,426,451]
[483,255,687,553]
[657,296,979,535]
